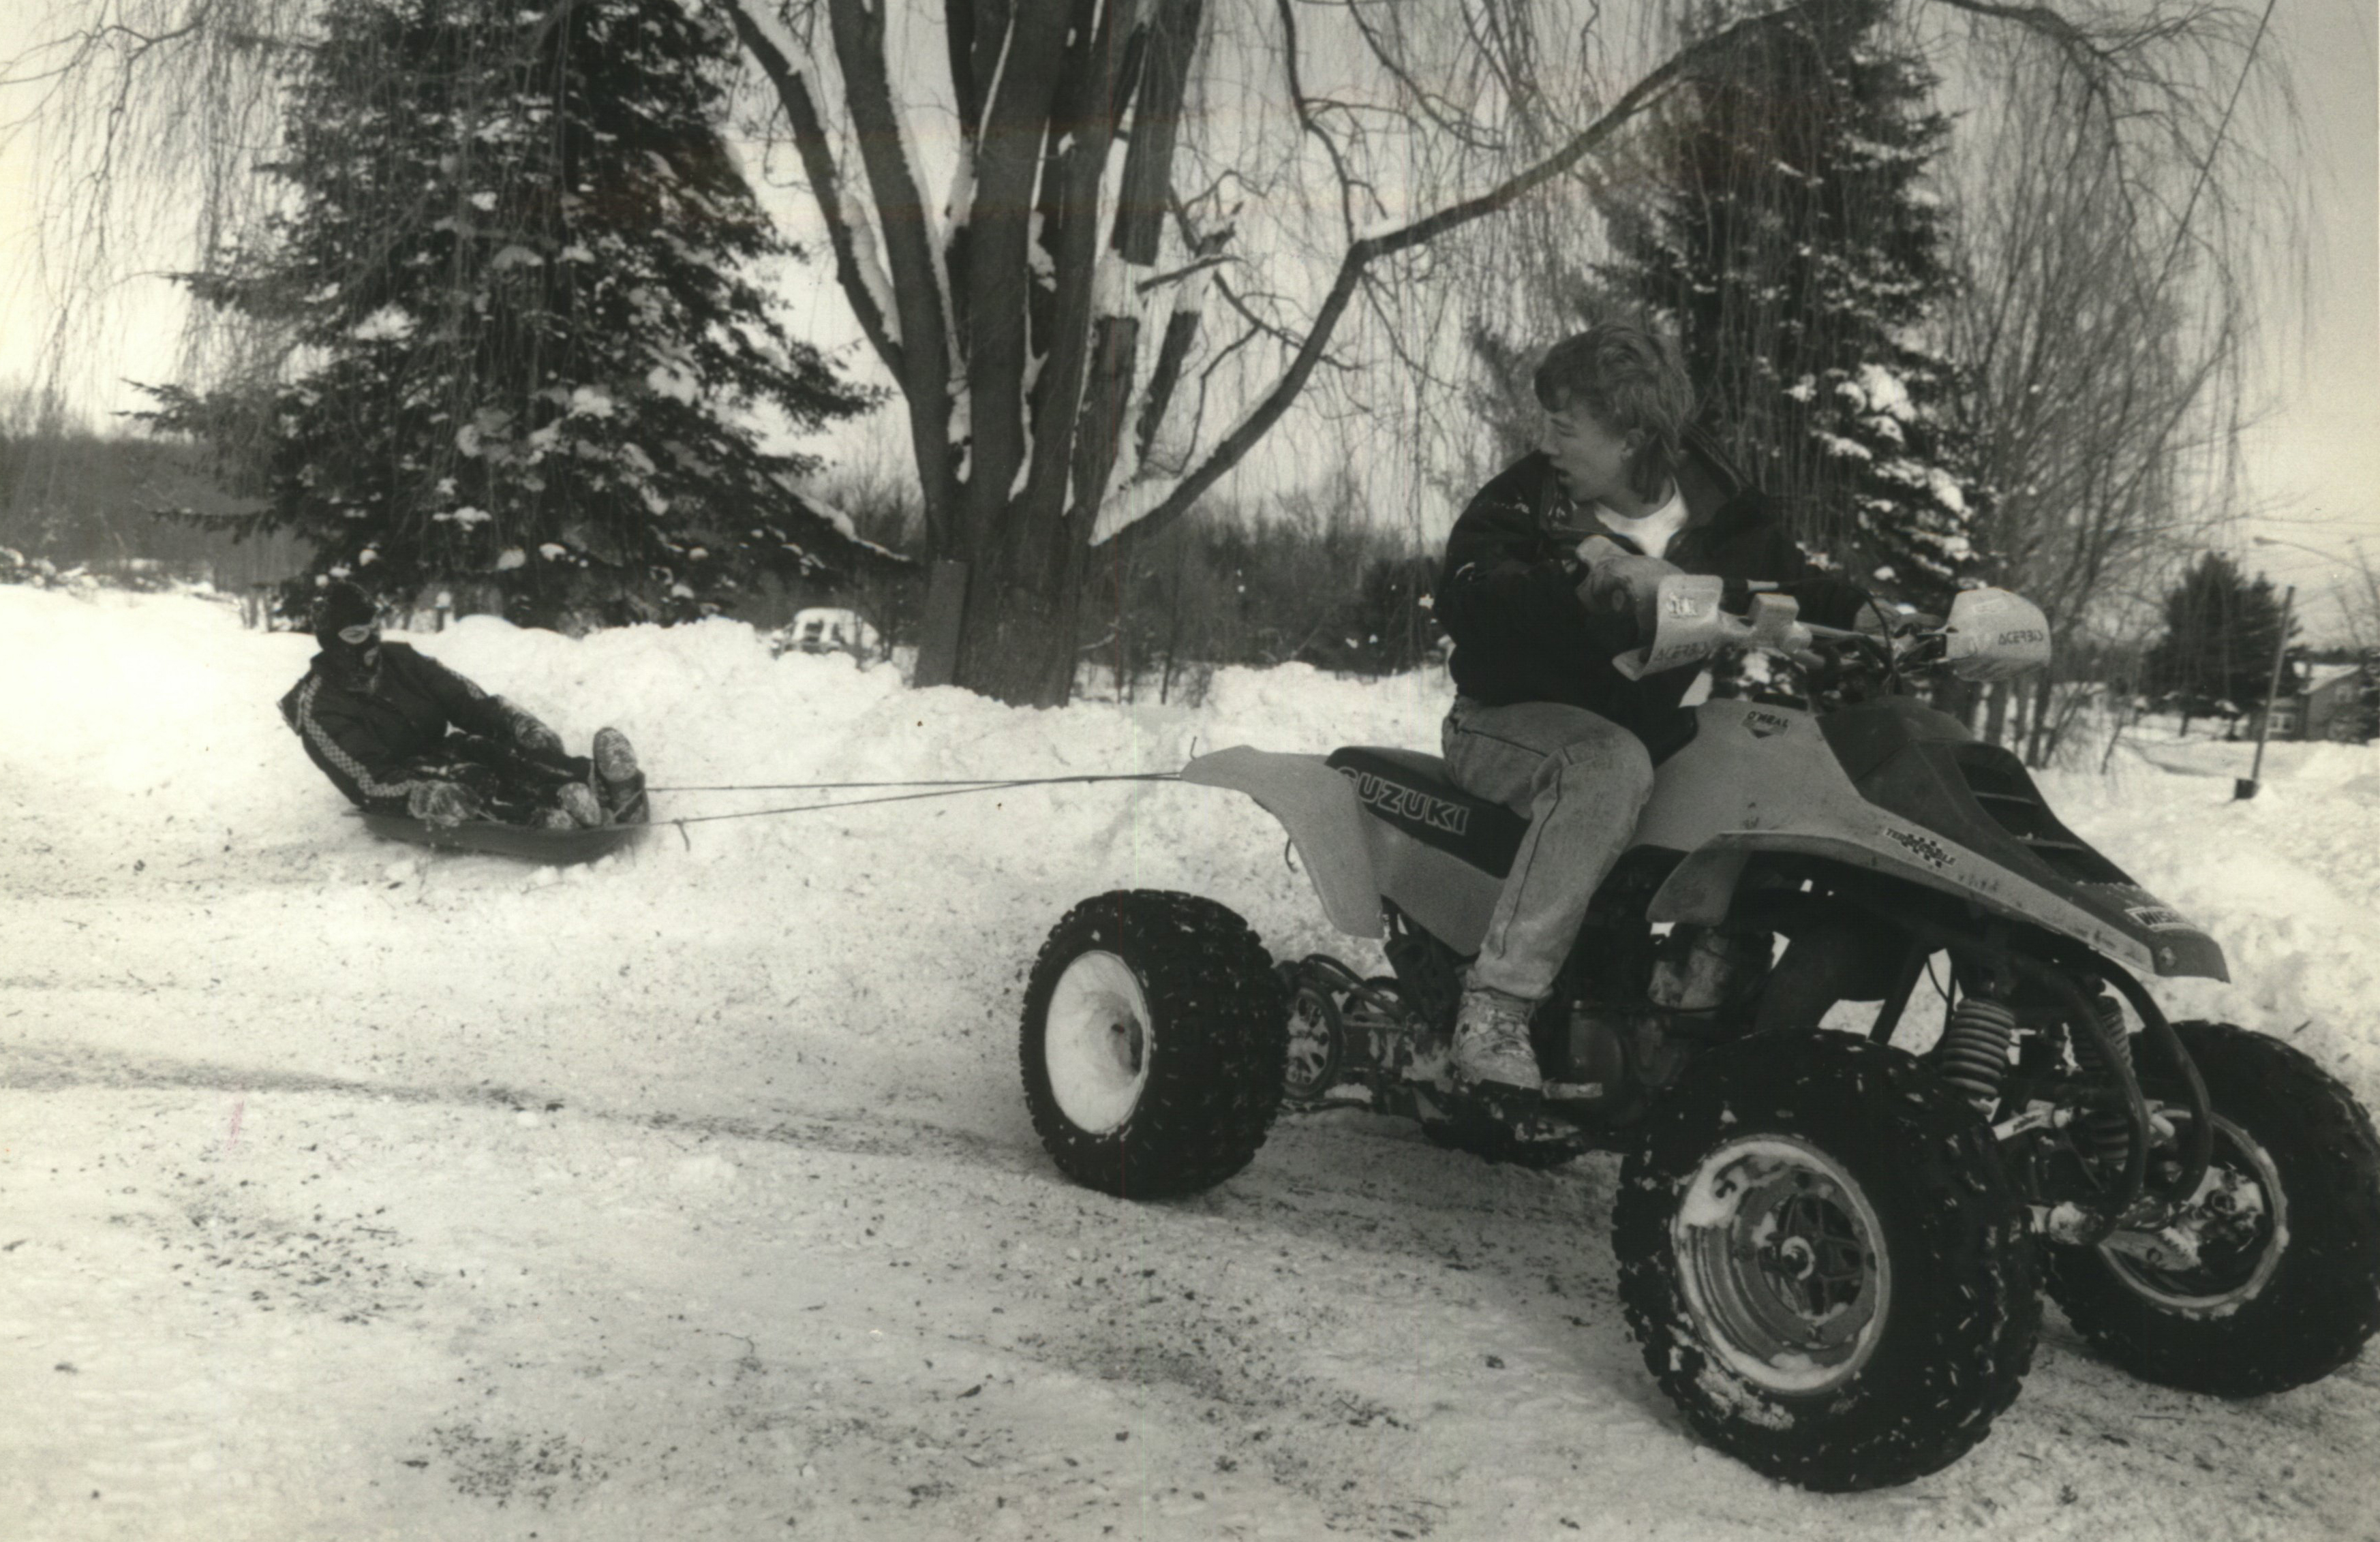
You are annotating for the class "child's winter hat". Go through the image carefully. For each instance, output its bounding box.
[314,581,378,642]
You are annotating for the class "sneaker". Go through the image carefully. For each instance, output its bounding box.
[1452,985,1543,1094]
[591,726,647,824]
[554,782,603,828]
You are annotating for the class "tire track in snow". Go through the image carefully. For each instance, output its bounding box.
[0,1037,1035,1171]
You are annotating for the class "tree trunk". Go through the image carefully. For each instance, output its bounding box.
[1983,679,2011,747]
[913,561,970,688]
[2099,687,2130,773]
[2022,671,2058,768]
[952,579,1084,705]
[950,495,1090,707]
[1932,673,1981,731]
[1160,551,1186,705]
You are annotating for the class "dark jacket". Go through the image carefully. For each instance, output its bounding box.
[278,642,515,811]
[1434,442,1865,758]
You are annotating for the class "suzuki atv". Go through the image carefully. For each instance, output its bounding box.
[1016,582,2380,1492]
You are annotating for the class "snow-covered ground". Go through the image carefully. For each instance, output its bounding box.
[3,585,2376,1541]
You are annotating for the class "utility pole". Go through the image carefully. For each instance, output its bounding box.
[2235,583,2295,800]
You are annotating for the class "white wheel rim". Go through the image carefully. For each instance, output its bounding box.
[1045,951,1154,1135]
[1283,985,1337,1100]
[1672,1135,1892,1395]
[2101,1111,2287,1314]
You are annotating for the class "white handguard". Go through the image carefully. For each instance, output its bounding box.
[1742,591,1805,651]
[1942,588,2052,681]
[1611,572,1729,681]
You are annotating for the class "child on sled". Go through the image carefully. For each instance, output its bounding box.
[278,581,647,830]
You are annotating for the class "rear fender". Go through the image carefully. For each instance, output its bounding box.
[1180,746,1384,940]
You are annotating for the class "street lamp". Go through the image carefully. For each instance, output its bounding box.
[2249,532,2354,570]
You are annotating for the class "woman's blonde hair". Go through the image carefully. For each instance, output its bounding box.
[1533,322,1695,503]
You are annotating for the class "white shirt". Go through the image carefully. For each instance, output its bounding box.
[1593,481,1688,559]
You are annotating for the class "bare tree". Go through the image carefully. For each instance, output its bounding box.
[1,1,314,399]
[6,0,2297,707]
[1936,8,2295,764]
[714,0,1936,702]
[2335,542,2380,656]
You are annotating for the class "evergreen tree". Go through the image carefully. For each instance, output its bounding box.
[2145,552,2298,718]
[1593,0,1981,611]
[142,0,877,625]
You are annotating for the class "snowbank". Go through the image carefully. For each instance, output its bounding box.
[3,587,2375,1541]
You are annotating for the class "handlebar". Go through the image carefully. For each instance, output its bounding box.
[1716,605,1921,700]
[1617,577,2033,690]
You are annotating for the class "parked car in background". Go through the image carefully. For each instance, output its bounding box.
[771,606,881,660]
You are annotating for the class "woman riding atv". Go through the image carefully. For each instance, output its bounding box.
[1020,333,2380,1490]
[1435,322,1872,1096]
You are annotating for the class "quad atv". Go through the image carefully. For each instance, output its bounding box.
[1017,583,2380,1492]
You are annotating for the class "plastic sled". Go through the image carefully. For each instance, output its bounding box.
[354,809,648,864]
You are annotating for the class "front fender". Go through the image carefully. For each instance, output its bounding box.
[1650,829,2227,981]
[1180,746,1383,940]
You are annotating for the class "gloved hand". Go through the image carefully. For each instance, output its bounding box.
[1575,535,1685,627]
[406,780,481,828]
[500,701,565,756]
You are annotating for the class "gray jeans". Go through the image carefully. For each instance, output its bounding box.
[1441,698,1656,1002]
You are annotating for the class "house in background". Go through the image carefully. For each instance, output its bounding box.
[2300,662,2379,743]
[2242,660,2378,745]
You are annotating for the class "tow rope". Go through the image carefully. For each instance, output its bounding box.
[644,771,1183,843]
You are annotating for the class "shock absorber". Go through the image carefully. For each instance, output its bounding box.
[2069,993,2137,1169]
[1936,996,2017,1116]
